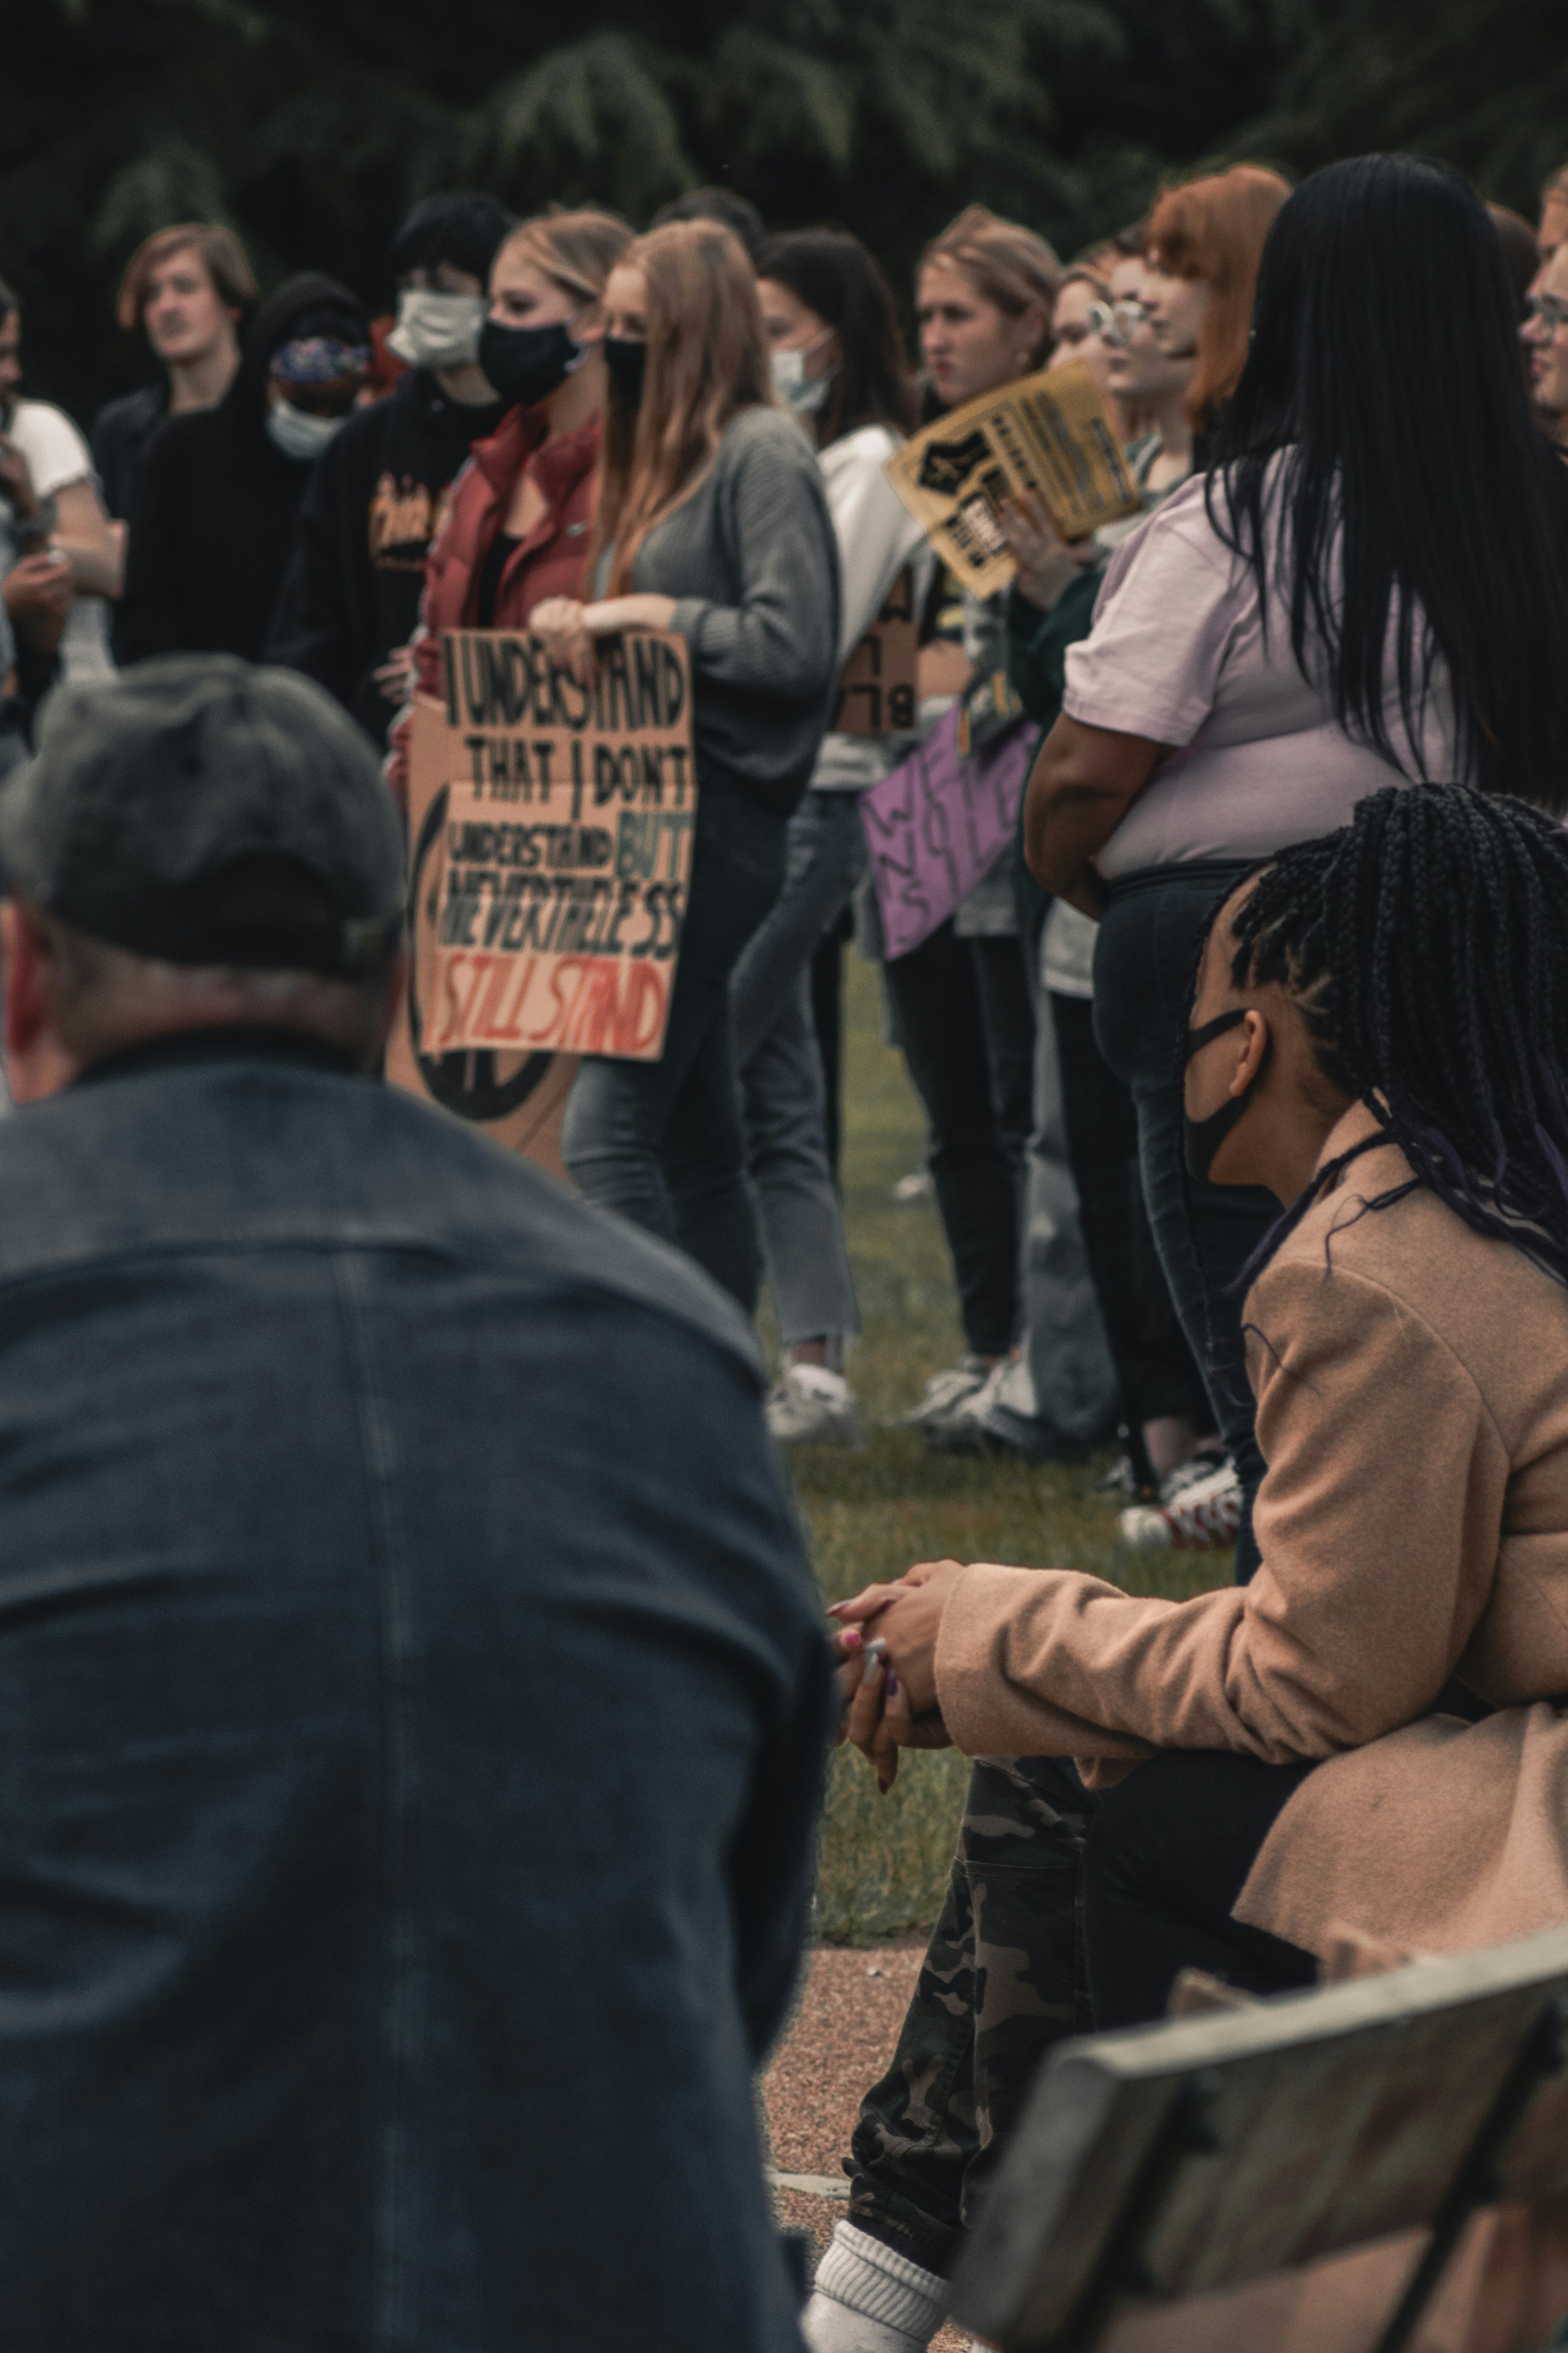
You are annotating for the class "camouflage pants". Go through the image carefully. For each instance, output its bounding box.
[846,1756,1099,2276]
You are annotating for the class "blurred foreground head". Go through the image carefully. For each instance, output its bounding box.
[0,655,406,1099]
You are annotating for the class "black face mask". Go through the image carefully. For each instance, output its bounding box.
[1183,1007,1266,1183]
[603,334,647,413]
[477,318,583,409]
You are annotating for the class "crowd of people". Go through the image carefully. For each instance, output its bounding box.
[4,144,1568,2350]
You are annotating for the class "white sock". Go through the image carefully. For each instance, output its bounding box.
[801,2220,947,2352]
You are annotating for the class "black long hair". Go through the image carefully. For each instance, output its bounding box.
[1217,784,1568,1289]
[1207,156,1568,811]
[755,228,918,447]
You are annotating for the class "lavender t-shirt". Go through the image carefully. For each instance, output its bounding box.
[1062,464,1462,880]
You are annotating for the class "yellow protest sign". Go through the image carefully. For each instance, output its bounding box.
[886,362,1142,597]
[425,626,695,1064]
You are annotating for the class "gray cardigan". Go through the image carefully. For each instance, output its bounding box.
[597,405,841,815]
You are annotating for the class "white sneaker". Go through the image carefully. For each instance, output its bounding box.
[890,1168,935,1203]
[897,1355,993,1432]
[802,2221,947,2352]
[1157,1445,1229,1506]
[1119,1458,1242,1552]
[766,1363,861,1447]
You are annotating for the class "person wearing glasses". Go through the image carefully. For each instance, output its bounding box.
[1523,237,1568,447]
[1027,156,1568,1587]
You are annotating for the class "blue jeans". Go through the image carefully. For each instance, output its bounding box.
[1093,863,1279,1579]
[732,793,864,1347]
[563,785,787,1311]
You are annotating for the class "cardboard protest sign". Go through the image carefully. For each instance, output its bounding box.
[886,362,1141,597]
[424,626,695,1064]
[387,697,579,1179]
[833,566,918,738]
[860,703,1040,960]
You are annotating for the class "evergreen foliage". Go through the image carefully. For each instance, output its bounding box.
[3,0,1563,421]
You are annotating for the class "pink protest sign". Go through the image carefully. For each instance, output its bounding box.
[860,706,1040,960]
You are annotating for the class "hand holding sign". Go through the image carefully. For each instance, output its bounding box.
[529,597,596,687]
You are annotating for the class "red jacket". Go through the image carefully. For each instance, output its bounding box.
[387,406,601,807]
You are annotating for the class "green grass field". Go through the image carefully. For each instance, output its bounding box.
[788,952,1230,1945]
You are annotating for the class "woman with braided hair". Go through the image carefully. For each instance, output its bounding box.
[831,784,1568,2032]
[1023,153,1568,1579]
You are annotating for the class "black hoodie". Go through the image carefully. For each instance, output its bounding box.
[266,363,505,743]
[120,274,369,667]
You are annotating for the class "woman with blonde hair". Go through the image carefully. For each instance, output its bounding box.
[385,207,630,805]
[893,203,1114,1466]
[533,219,840,1308]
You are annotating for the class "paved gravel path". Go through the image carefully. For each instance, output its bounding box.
[763,1939,971,2353]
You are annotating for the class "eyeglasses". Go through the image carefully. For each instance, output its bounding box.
[1084,297,1152,349]
[1523,293,1568,335]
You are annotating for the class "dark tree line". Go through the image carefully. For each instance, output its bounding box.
[4,0,1565,424]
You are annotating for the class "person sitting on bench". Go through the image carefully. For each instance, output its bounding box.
[834,782,1568,2033]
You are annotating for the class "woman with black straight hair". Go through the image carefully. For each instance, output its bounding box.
[1023,153,1568,1578]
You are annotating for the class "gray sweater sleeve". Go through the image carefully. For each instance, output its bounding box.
[667,414,840,704]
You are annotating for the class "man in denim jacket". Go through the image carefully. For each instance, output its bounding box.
[0,653,832,2353]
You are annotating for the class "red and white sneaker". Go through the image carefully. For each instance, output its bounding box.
[1118,1458,1242,1551]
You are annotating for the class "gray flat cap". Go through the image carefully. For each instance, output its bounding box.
[0,654,406,975]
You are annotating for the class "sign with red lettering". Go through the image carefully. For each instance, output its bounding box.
[424,626,696,1063]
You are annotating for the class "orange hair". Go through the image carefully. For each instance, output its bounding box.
[591,219,773,596]
[1147,165,1291,429]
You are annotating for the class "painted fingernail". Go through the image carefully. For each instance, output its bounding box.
[886,1670,900,1698]
[826,1601,850,1615]
[840,1627,863,1651]
[865,1636,888,1661]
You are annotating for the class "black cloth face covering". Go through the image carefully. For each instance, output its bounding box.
[1183,1006,1266,1182]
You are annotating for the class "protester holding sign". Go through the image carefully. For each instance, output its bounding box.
[891,205,1119,1467]
[532,219,839,1311]
[1027,153,1568,1576]
[733,228,930,1445]
[384,210,632,809]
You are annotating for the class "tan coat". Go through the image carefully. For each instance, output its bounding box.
[934,1105,1568,1958]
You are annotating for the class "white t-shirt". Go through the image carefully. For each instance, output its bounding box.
[811,424,933,793]
[1063,459,1460,880]
[4,400,116,682]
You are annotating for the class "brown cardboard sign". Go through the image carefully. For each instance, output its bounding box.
[423,626,696,1065]
[834,566,919,738]
[886,362,1142,597]
[387,697,578,1179]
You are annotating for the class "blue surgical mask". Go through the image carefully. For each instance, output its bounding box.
[770,338,837,417]
[266,399,343,462]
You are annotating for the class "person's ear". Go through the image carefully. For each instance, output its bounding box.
[1229,1008,1270,1097]
[1,903,76,1104]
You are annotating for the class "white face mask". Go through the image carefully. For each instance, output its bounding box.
[385,289,486,372]
[266,398,344,462]
[771,340,836,417]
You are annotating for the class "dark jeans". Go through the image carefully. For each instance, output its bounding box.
[1084,1750,1319,2028]
[1093,865,1279,1579]
[563,785,787,1311]
[1050,992,1209,1477]
[882,920,1035,1359]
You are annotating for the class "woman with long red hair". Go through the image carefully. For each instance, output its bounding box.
[532,220,840,1308]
